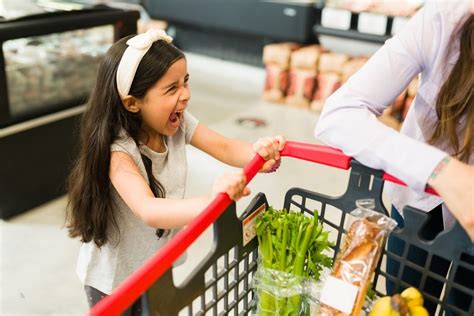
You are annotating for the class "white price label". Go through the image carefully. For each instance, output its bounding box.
[320,276,359,314]
[242,204,266,246]
[358,12,387,35]
[321,8,351,30]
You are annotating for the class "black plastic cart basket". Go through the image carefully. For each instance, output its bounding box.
[89,141,473,316]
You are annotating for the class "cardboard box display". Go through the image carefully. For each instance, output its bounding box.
[262,64,290,103]
[263,42,301,70]
[286,68,317,108]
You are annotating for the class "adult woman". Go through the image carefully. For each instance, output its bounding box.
[315,1,473,314]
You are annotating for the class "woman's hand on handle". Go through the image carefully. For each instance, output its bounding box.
[253,135,286,173]
[428,157,474,241]
[212,171,251,201]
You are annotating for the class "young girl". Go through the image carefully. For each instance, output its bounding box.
[66,29,285,314]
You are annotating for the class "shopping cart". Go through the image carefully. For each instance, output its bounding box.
[88,141,473,316]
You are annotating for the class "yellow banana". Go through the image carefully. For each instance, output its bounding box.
[391,294,410,316]
[370,288,426,316]
[409,306,429,316]
[369,296,392,316]
[401,287,424,308]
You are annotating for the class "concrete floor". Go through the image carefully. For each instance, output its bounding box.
[0,53,361,315]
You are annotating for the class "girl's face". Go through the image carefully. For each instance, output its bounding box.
[137,57,190,138]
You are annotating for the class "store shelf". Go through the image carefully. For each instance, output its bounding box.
[314,5,401,44]
[314,24,391,44]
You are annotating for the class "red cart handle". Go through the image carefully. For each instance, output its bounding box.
[88,141,437,316]
[280,141,438,196]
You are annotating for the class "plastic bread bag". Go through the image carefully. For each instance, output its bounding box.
[308,273,377,316]
[315,199,397,316]
[252,265,312,315]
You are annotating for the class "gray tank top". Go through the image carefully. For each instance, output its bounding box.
[76,111,198,294]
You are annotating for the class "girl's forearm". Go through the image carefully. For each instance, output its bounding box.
[139,196,212,229]
[220,139,255,168]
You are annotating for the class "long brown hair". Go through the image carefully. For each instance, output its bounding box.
[429,15,474,162]
[66,36,184,247]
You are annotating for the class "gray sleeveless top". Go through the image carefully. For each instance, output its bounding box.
[76,111,198,294]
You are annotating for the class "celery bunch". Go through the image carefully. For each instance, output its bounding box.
[255,206,333,315]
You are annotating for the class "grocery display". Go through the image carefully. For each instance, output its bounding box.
[4,26,113,117]
[262,42,301,103]
[264,0,424,131]
[286,45,322,108]
[262,42,419,130]
[325,0,423,17]
[0,7,139,219]
[262,44,360,111]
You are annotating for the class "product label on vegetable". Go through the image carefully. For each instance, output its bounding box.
[242,204,266,246]
[320,275,359,314]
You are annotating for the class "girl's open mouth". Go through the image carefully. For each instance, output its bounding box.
[169,110,184,126]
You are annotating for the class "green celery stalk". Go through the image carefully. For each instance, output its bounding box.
[256,207,333,315]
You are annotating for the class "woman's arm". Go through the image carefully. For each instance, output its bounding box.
[190,123,285,171]
[428,158,474,241]
[314,2,448,192]
[109,151,249,228]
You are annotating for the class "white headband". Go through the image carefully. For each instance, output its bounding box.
[116,29,173,98]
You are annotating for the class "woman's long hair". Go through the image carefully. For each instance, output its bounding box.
[66,36,185,247]
[429,15,474,162]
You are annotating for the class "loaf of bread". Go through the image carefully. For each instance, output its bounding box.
[317,218,386,316]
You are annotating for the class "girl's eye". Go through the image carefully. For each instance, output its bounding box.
[167,86,177,94]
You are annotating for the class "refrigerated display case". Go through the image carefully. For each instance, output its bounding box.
[144,0,318,66]
[0,7,139,219]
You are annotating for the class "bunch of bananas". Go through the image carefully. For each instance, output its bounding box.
[369,287,429,316]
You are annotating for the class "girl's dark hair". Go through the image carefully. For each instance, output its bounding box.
[429,15,473,162]
[66,36,185,247]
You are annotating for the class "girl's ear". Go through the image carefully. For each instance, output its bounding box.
[122,96,141,113]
